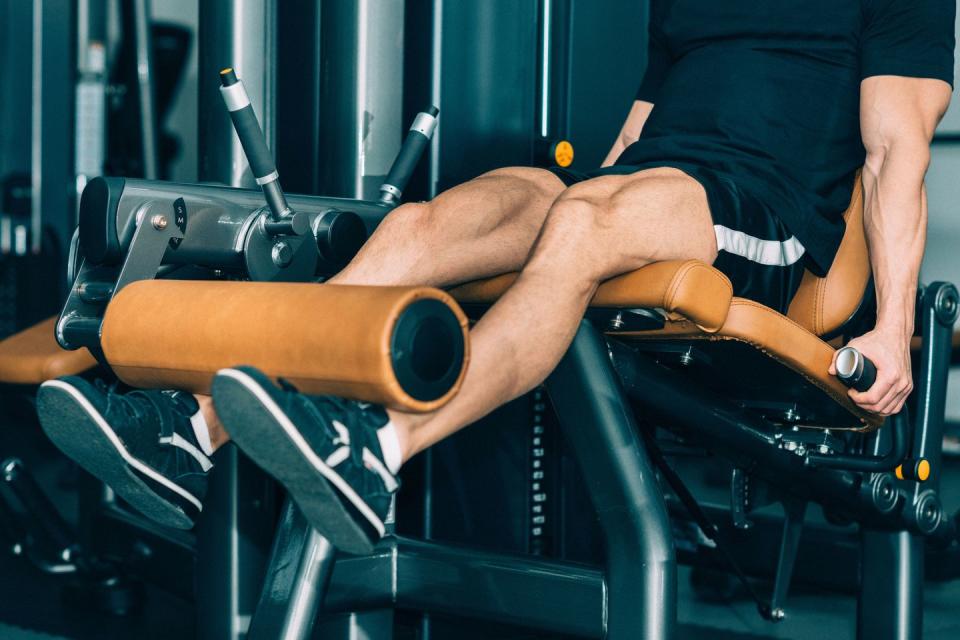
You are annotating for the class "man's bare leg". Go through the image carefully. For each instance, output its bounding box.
[195,166,566,451]
[386,168,718,460]
[333,167,565,287]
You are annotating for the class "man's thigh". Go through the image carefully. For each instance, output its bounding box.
[544,167,717,280]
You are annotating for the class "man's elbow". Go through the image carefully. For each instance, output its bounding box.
[864,132,931,179]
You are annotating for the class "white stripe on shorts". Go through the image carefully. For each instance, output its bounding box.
[714,224,806,267]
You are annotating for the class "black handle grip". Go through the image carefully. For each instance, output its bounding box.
[219,69,277,181]
[219,68,293,223]
[380,107,439,206]
[227,106,277,180]
[835,346,877,392]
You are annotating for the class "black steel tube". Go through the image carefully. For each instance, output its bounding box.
[0,489,27,550]
[857,530,924,640]
[1,458,76,555]
[318,535,605,638]
[609,341,865,510]
[805,410,907,471]
[379,107,439,206]
[394,537,604,638]
[545,321,675,640]
[911,283,957,491]
[248,500,336,640]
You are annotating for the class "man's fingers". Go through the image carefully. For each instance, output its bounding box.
[849,377,894,407]
[879,392,908,417]
[828,350,838,376]
[882,383,913,415]
[852,378,911,416]
[876,394,902,417]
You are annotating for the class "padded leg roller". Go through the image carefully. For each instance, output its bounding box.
[101,281,469,412]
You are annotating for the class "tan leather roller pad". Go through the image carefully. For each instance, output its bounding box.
[101,281,470,413]
[451,259,733,332]
[615,298,883,431]
[0,316,97,385]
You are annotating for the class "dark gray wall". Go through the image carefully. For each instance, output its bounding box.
[567,0,647,169]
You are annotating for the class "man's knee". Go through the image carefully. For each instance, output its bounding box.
[476,166,564,200]
[542,180,620,239]
[388,200,433,233]
[534,172,706,272]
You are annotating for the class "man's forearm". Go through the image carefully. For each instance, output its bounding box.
[862,142,930,339]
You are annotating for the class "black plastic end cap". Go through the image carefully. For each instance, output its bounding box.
[316,210,367,266]
[78,176,126,265]
[391,299,465,402]
[427,106,439,117]
[219,67,238,86]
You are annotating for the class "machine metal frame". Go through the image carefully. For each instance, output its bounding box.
[238,282,956,640]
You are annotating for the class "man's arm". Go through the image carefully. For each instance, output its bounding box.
[831,76,951,416]
[602,100,655,167]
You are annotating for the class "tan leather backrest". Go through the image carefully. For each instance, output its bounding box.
[787,172,869,336]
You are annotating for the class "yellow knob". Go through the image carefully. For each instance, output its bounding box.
[554,140,574,168]
[917,459,931,482]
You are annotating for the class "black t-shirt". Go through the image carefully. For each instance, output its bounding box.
[618,0,955,275]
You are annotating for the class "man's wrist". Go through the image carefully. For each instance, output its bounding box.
[873,316,914,341]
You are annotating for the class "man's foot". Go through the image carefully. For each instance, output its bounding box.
[211,367,399,555]
[36,378,213,529]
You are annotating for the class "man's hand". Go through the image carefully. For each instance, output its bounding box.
[829,327,912,416]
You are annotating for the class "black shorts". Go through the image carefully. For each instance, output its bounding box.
[549,162,807,314]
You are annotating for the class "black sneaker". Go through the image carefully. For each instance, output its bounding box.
[36,377,213,529]
[211,366,399,555]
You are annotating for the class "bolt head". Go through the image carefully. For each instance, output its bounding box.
[271,241,294,268]
[151,214,168,230]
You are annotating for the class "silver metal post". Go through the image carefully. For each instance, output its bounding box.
[318,0,404,199]
[198,0,277,187]
[133,0,158,179]
[277,529,336,640]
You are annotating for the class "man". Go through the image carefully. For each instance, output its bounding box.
[38,1,955,554]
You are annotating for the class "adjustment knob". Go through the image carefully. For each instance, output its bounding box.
[313,210,367,267]
[535,138,575,168]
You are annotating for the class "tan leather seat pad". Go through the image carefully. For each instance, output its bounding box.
[451,260,733,332]
[101,281,470,413]
[615,297,883,430]
[0,317,97,385]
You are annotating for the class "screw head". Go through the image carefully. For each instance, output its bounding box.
[272,241,293,268]
[151,214,168,230]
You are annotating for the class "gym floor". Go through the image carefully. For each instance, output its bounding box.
[2,392,960,640]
